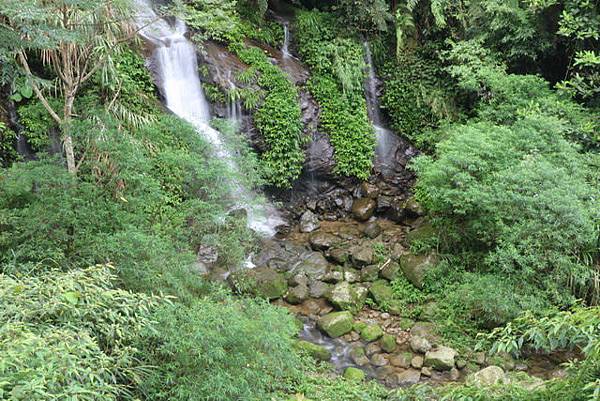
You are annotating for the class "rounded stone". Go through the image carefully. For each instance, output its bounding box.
[343,367,365,381]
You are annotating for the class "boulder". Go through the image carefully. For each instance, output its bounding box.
[317,311,353,338]
[343,367,365,381]
[352,198,377,221]
[327,247,349,264]
[361,264,380,282]
[294,340,331,361]
[396,369,421,386]
[309,232,340,251]
[369,280,395,308]
[286,284,309,304]
[424,346,458,371]
[380,262,401,281]
[350,245,373,266]
[450,367,461,381]
[327,281,367,313]
[350,346,370,366]
[360,324,384,342]
[309,280,331,298]
[411,355,424,369]
[296,252,330,280]
[399,252,439,288]
[363,221,382,239]
[370,353,389,367]
[299,211,320,233]
[404,222,435,246]
[409,336,432,354]
[467,366,507,387]
[380,334,397,353]
[228,266,287,300]
[390,352,412,368]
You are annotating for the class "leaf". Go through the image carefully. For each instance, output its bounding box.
[63,291,80,305]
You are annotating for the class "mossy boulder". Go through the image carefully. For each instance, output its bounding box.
[360,324,384,342]
[294,340,331,362]
[327,281,367,313]
[424,346,458,371]
[380,261,401,281]
[404,222,435,246]
[317,311,353,338]
[380,334,397,353]
[399,252,439,289]
[343,367,365,381]
[228,266,287,299]
[368,280,403,313]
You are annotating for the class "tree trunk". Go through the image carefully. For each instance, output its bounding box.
[63,94,76,175]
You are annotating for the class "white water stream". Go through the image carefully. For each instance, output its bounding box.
[135,1,284,237]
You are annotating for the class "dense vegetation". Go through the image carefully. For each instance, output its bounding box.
[1,0,598,400]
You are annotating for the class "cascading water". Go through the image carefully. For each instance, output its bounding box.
[281,22,291,59]
[225,72,242,127]
[135,1,284,237]
[363,41,397,174]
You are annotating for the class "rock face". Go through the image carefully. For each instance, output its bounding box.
[317,311,353,338]
[467,366,506,387]
[295,340,331,361]
[352,198,377,221]
[327,281,367,313]
[228,267,287,299]
[399,252,439,288]
[424,346,458,371]
[300,211,320,233]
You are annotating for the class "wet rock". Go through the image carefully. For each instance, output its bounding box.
[350,245,374,266]
[296,252,330,280]
[326,247,349,264]
[350,346,370,366]
[361,265,380,282]
[370,353,389,367]
[467,366,506,387]
[317,311,353,338]
[396,369,421,386]
[411,355,424,369]
[390,352,412,368]
[294,340,331,361]
[399,252,439,289]
[309,232,340,251]
[380,334,397,353]
[286,284,309,304]
[309,280,331,298]
[343,367,365,381]
[228,266,287,300]
[424,346,458,371]
[380,261,401,281]
[300,211,320,233]
[409,336,432,354]
[360,182,379,199]
[352,198,377,221]
[365,342,382,356]
[363,221,382,239]
[327,281,367,313]
[360,324,384,342]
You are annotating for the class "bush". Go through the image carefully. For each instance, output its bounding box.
[0,265,161,401]
[137,295,301,401]
[413,115,599,303]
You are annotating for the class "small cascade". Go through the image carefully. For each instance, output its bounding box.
[135,0,284,237]
[225,72,242,128]
[281,22,291,59]
[363,41,398,174]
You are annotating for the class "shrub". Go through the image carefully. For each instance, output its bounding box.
[413,115,599,302]
[137,295,301,401]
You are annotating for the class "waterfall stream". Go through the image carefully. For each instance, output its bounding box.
[363,41,397,174]
[135,1,284,237]
[282,22,291,59]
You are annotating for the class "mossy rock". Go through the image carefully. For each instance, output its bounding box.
[294,340,331,362]
[343,367,365,381]
[327,281,367,313]
[228,266,288,299]
[317,311,353,338]
[404,222,436,247]
[360,324,383,342]
[399,253,438,289]
[368,280,403,313]
[398,318,415,331]
[380,334,397,353]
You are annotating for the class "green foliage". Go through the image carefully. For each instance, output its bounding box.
[296,10,375,179]
[235,46,304,188]
[380,49,457,151]
[413,115,599,303]
[16,99,58,152]
[0,265,161,401]
[183,0,244,43]
[137,295,301,401]
[290,373,391,401]
[333,0,391,35]
[0,121,18,167]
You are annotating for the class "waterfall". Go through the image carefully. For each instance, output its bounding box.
[225,72,242,128]
[363,41,397,173]
[281,22,291,59]
[135,1,284,237]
